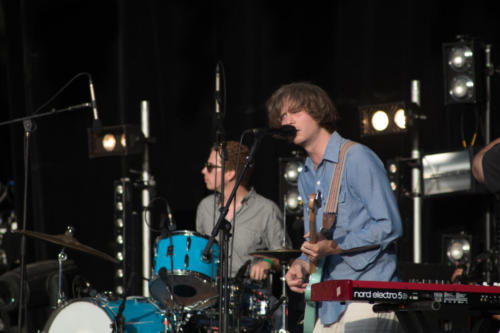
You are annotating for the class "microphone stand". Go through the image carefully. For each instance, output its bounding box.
[0,102,92,332]
[202,135,264,333]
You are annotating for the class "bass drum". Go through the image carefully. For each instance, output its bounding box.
[43,296,169,333]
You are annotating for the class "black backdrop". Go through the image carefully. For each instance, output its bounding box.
[1,0,500,293]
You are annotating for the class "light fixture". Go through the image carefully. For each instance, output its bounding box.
[386,159,401,197]
[88,124,144,158]
[284,160,303,185]
[442,233,472,266]
[359,102,419,137]
[113,178,142,296]
[279,152,306,249]
[443,37,484,104]
[285,190,303,214]
[422,148,485,196]
[279,155,305,215]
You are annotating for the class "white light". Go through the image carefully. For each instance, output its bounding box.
[450,76,474,99]
[446,238,471,264]
[115,218,124,228]
[102,134,117,152]
[116,251,124,261]
[390,181,397,191]
[448,46,473,71]
[449,243,464,260]
[116,234,124,244]
[284,161,304,185]
[371,111,389,132]
[394,109,406,129]
[120,134,127,148]
[116,185,124,195]
[388,163,398,174]
[285,190,303,213]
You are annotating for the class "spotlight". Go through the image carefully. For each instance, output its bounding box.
[442,233,472,266]
[88,124,144,158]
[359,102,420,137]
[284,160,304,185]
[285,190,303,214]
[279,152,306,249]
[443,37,484,104]
[422,148,485,196]
[371,111,389,132]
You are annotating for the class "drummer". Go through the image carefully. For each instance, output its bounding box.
[196,140,290,281]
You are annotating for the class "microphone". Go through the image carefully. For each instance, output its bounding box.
[166,201,176,231]
[88,76,102,132]
[250,125,296,139]
[215,63,221,117]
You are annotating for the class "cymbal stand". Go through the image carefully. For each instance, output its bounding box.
[56,248,68,307]
[277,258,289,333]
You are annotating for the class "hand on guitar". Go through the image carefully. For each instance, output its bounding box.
[301,231,342,262]
[285,259,309,293]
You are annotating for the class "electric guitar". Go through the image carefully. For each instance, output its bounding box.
[303,192,322,333]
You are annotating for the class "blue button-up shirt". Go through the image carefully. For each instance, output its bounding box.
[298,131,403,325]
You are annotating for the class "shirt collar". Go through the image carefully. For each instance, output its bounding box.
[303,131,343,172]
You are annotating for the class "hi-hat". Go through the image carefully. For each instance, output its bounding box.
[250,248,301,263]
[16,229,119,264]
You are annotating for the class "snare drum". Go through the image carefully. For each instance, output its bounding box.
[150,230,219,309]
[43,296,168,333]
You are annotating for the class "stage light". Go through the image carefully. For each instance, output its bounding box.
[448,46,473,71]
[284,160,303,185]
[102,134,117,152]
[422,148,486,196]
[443,37,484,104]
[371,111,389,132]
[88,124,144,158]
[359,102,419,137]
[394,109,406,129]
[285,190,303,214]
[279,152,306,248]
[279,154,305,215]
[442,233,471,266]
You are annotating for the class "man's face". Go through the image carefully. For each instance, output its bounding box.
[201,149,224,191]
[279,100,321,147]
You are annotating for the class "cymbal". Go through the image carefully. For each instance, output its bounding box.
[249,248,301,262]
[16,229,119,264]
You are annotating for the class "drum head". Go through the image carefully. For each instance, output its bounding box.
[44,299,113,333]
[149,274,217,310]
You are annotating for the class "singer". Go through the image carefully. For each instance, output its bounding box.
[196,140,291,330]
[266,82,403,333]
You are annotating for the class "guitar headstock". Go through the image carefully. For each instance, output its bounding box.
[308,193,316,210]
[308,191,321,211]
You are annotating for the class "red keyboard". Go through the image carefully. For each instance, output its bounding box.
[311,280,500,307]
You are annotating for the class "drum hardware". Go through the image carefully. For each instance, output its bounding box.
[56,249,68,307]
[250,248,301,333]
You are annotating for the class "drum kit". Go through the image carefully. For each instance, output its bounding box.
[15,228,301,332]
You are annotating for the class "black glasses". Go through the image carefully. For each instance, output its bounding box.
[204,162,222,172]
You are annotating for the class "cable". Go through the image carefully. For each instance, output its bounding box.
[32,72,91,115]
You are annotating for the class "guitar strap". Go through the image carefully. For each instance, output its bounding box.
[322,140,357,230]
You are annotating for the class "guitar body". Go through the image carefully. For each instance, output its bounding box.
[303,193,324,333]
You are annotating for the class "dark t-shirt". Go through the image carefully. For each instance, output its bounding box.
[482,143,500,193]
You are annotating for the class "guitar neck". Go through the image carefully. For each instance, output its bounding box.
[308,194,318,274]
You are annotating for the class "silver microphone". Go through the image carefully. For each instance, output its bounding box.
[88,78,99,121]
